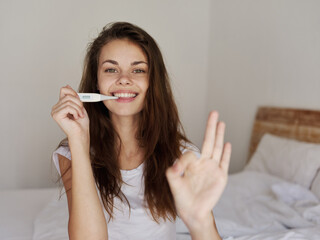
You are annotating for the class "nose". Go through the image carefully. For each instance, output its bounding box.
[116,74,132,86]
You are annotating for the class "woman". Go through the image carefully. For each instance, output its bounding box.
[51,22,231,240]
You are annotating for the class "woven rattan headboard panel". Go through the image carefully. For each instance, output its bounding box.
[248,106,320,161]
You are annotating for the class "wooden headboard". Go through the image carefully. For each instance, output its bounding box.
[248,106,320,161]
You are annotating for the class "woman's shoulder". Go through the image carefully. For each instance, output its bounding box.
[52,145,71,176]
[180,141,201,158]
[53,145,71,161]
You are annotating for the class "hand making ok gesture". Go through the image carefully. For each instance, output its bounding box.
[166,111,231,238]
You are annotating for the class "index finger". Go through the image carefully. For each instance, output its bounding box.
[201,111,219,158]
[220,142,232,173]
[59,85,79,100]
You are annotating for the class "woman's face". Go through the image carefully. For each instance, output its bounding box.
[97,39,149,118]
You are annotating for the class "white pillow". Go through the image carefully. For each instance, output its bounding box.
[245,133,320,189]
[311,171,320,200]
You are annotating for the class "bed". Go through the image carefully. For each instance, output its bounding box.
[213,106,320,239]
[1,106,320,240]
[0,187,59,240]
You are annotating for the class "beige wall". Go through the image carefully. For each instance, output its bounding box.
[207,0,320,173]
[2,0,319,189]
[0,0,211,189]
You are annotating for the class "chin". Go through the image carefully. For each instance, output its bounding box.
[108,108,143,118]
[105,102,144,118]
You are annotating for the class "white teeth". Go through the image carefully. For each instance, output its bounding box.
[113,93,137,98]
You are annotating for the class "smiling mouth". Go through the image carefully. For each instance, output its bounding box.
[112,92,138,98]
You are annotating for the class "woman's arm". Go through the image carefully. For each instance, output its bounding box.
[186,212,220,240]
[166,111,231,240]
[68,139,108,240]
[52,85,108,240]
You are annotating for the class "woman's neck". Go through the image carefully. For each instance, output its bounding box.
[111,114,144,170]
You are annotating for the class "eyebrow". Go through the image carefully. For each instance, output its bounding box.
[101,59,148,66]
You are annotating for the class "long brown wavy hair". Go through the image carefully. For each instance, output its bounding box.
[58,22,190,222]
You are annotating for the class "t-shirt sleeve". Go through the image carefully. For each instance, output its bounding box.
[52,145,71,176]
[180,142,201,159]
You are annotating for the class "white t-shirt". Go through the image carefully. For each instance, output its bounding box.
[53,145,199,240]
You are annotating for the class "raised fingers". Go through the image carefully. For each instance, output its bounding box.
[201,111,219,158]
[220,142,232,174]
[212,122,225,162]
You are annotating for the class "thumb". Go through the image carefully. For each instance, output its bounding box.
[166,151,196,191]
[166,160,184,194]
[166,160,183,180]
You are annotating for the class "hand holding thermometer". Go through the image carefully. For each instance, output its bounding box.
[78,93,119,102]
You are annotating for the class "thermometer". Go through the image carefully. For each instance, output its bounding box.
[78,93,118,102]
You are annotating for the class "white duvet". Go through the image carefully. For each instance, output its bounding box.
[32,170,320,240]
[214,171,320,240]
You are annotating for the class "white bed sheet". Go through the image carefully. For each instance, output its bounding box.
[31,171,320,240]
[0,187,59,240]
